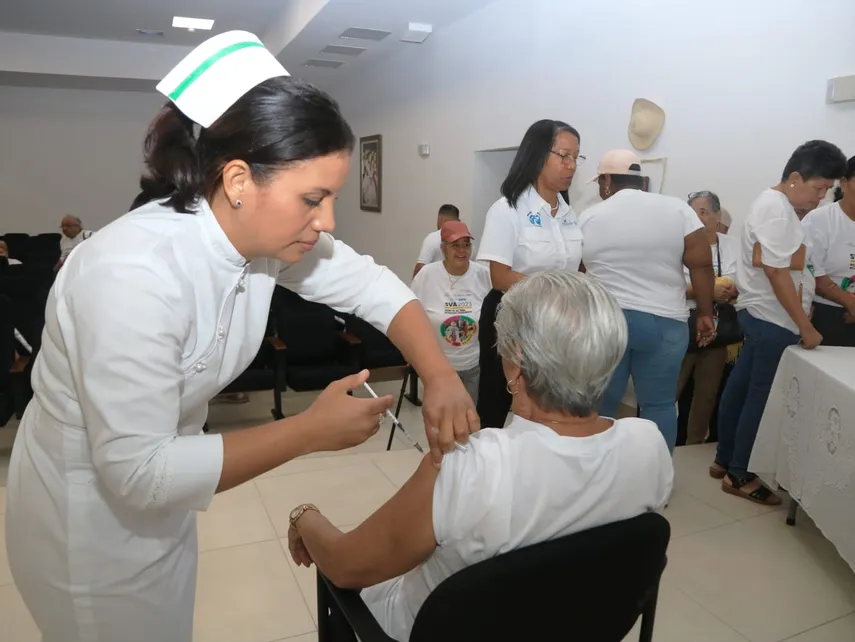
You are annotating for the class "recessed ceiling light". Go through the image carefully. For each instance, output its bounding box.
[339,28,390,42]
[136,28,164,37]
[172,16,215,31]
[304,59,344,69]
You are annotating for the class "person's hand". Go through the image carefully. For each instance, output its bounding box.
[288,525,313,567]
[421,372,480,468]
[302,370,393,452]
[713,283,732,304]
[695,315,717,347]
[799,325,823,350]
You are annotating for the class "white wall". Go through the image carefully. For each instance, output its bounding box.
[0,85,163,233]
[328,0,855,280]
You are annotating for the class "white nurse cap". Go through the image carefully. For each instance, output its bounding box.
[156,30,290,128]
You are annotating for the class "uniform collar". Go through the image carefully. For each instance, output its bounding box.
[197,199,247,269]
[522,185,573,220]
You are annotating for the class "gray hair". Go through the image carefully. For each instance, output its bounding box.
[495,270,627,417]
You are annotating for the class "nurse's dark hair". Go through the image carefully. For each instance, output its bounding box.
[780,140,847,186]
[501,120,580,209]
[833,155,855,202]
[136,76,355,213]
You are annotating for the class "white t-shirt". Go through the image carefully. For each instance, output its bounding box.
[411,261,492,371]
[579,189,703,321]
[684,233,740,310]
[416,230,442,267]
[361,415,673,642]
[477,186,583,277]
[60,230,93,261]
[802,202,855,308]
[735,189,814,333]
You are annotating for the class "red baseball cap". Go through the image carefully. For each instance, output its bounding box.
[441,220,473,244]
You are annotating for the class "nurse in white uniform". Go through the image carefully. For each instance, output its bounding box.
[475,120,585,429]
[5,32,477,642]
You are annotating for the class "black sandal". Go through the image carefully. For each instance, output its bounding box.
[722,473,781,506]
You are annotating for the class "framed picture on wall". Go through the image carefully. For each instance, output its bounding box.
[639,157,668,194]
[360,134,382,212]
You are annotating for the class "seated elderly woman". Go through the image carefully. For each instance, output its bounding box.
[288,270,674,641]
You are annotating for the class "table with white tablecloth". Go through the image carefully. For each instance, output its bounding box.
[750,346,855,572]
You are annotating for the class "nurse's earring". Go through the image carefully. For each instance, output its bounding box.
[604,187,611,196]
[234,199,243,208]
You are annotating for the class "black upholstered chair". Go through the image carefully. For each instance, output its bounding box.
[273,287,361,393]
[317,512,670,642]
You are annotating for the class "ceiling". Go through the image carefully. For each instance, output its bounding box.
[0,0,498,91]
[0,0,292,45]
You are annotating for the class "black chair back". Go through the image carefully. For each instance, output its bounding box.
[409,512,670,642]
[342,314,405,370]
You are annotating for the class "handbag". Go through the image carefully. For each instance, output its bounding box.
[687,239,743,352]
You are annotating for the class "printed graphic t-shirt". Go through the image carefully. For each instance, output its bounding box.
[411,261,492,371]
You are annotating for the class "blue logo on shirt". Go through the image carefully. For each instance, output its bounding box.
[528,213,542,227]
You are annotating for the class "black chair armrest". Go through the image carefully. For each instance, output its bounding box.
[317,571,395,642]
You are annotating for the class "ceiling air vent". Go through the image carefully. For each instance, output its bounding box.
[321,44,366,56]
[136,28,165,37]
[304,59,345,69]
[339,28,391,42]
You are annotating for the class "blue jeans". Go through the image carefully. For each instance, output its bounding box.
[716,310,799,478]
[600,310,689,452]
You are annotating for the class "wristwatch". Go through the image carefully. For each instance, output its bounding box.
[289,503,319,528]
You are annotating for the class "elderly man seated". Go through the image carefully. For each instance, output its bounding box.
[287,270,674,642]
[56,215,92,271]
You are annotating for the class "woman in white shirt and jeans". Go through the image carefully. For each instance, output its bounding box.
[411,221,492,403]
[287,270,673,642]
[476,120,585,428]
[801,156,855,347]
[677,191,740,445]
[713,140,847,505]
[579,150,716,453]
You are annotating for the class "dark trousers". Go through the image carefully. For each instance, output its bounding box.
[476,289,511,429]
[812,301,855,347]
[715,310,799,478]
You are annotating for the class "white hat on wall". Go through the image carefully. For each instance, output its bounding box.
[628,98,666,151]
[157,30,289,128]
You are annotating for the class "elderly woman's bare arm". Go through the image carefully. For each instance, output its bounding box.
[291,455,439,589]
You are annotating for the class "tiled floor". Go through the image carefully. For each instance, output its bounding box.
[1,383,854,642]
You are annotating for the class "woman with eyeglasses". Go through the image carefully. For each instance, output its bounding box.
[411,221,492,403]
[475,120,585,428]
[677,191,740,445]
[801,155,855,347]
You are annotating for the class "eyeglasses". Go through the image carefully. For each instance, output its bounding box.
[550,150,586,166]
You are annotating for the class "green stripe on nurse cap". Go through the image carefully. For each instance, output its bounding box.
[156,30,289,128]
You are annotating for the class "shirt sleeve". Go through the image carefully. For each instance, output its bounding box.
[410,265,427,297]
[476,200,519,267]
[276,233,416,333]
[416,233,437,266]
[432,432,502,549]
[753,204,804,269]
[802,212,828,277]
[57,260,224,513]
